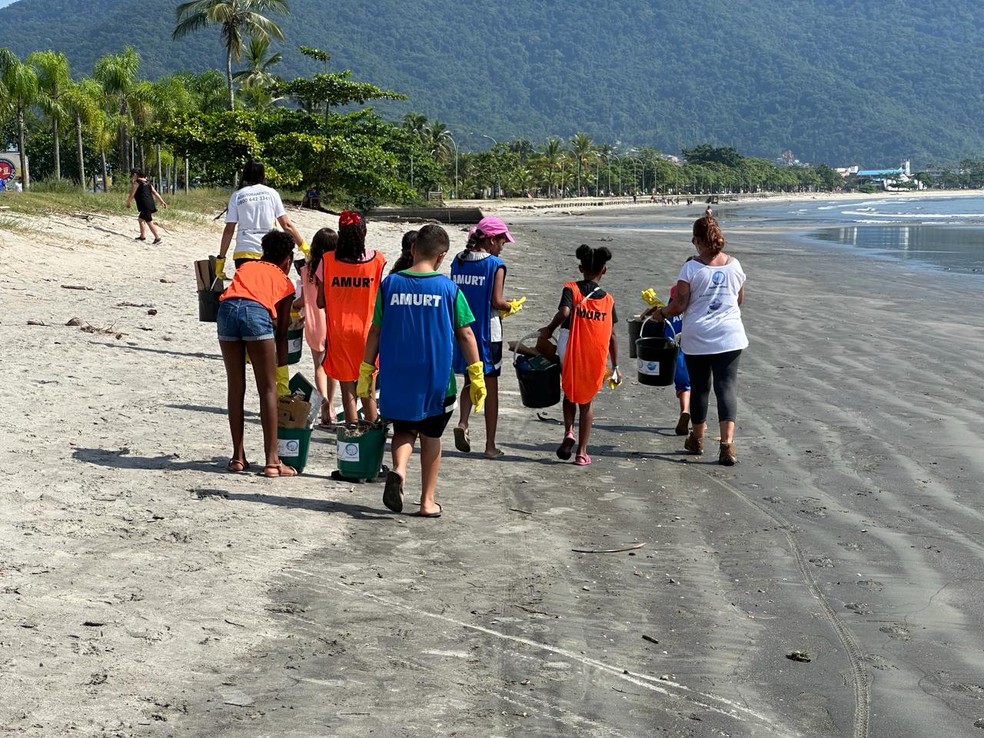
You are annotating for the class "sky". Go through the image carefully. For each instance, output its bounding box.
[0,0,19,7]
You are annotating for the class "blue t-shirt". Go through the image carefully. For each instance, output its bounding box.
[376,272,474,422]
[450,251,505,374]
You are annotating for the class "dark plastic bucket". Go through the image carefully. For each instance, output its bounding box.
[336,424,387,481]
[277,426,312,473]
[516,358,562,408]
[198,290,220,322]
[627,316,664,358]
[636,337,678,387]
[287,327,304,365]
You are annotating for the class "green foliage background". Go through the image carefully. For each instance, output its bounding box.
[2,0,984,165]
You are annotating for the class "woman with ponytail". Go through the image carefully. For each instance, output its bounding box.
[539,244,619,466]
[648,215,748,465]
[317,210,386,424]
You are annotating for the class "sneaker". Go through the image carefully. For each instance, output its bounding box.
[684,432,704,455]
[134,236,146,241]
[719,442,737,466]
[674,412,690,436]
[152,237,163,245]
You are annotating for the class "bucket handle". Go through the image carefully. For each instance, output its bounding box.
[512,330,543,365]
[640,314,680,346]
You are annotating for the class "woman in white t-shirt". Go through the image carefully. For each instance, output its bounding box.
[648,215,747,465]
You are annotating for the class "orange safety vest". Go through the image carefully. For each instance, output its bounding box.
[561,281,614,404]
[322,251,385,381]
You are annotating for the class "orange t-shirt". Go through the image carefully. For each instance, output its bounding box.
[219,260,295,319]
[561,280,614,404]
[322,251,386,381]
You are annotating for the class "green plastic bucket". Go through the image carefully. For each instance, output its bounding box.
[277,426,312,473]
[336,424,386,481]
[286,327,304,365]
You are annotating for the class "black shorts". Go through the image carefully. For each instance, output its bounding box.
[391,411,453,439]
[463,342,503,381]
[138,210,154,223]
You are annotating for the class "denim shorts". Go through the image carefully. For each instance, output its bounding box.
[217,297,275,342]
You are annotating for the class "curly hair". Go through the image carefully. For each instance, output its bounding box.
[693,215,726,253]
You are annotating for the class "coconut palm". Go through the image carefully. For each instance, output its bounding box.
[540,137,566,197]
[173,0,289,111]
[62,78,104,190]
[233,33,282,109]
[0,50,41,189]
[93,47,142,176]
[569,132,595,196]
[27,50,72,181]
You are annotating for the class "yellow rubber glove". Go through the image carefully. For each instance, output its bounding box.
[299,240,311,261]
[356,361,376,398]
[214,256,229,282]
[607,366,623,389]
[641,288,666,308]
[498,296,527,319]
[466,361,487,413]
[276,365,290,397]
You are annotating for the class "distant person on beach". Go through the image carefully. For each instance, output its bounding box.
[318,210,385,425]
[215,160,307,283]
[125,169,167,244]
[298,227,338,427]
[539,245,619,466]
[360,223,484,517]
[647,215,747,465]
[389,229,417,275]
[216,231,298,478]
[451,216,519,460]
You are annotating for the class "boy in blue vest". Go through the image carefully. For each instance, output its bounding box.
[451,216,522,459]
[358,224,486,518]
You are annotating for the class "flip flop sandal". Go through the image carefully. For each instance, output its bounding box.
[413,503,442,518]
[226,459,250,473]
[573,453,592,466]
[263,462,297,478]
[556,434,576,460]
[453,427,471,453]
[383,471,404,513]
[483,449,505,459]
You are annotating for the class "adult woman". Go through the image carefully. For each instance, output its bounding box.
[214,160,307,279]
[648,215,747,465]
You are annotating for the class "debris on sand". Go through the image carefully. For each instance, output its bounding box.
[786,650,812,663]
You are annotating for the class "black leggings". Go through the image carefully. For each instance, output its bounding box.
[684,350,742,426]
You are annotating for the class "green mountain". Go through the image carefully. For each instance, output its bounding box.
[3,0,983,166]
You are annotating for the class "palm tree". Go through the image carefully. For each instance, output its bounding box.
[569,132,594,196]
[62,78,103,190]
[173,0,289,111]
[233,33,282,109]
[540,137,565,197]
[0,50,41,189]
[93,47,142,177]
[28,50,71,181]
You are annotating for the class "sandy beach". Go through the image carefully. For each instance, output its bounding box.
[2,194,984,736]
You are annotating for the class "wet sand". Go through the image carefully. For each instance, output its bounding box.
[2,199,983,736]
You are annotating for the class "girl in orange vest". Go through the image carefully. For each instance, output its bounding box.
[317,211,386,424]
[539,245,619,466]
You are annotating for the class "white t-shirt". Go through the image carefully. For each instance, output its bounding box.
[226,183,287,258]
[678,257,748,355]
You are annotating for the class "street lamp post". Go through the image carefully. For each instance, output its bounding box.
[447,132,459,199]
[611,154,623,196]
[481,135,499,197]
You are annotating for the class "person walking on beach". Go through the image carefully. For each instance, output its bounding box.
[451,216,519,460]
[359,224,484,517]
[216,231,298,478]
[539,245,619,466]
[215,161,307,282]
[298,227,338,427]
[647,215,747,465]
[318,210,385,425]
[125,169,167,244]
[666,283,692,436]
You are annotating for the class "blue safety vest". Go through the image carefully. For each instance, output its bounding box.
[450,252,504,374]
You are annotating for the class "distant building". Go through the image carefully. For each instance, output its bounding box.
[852,160,922,190]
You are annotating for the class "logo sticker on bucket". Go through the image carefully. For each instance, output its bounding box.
[278,438,300,456]
[288,337,302,352]
[638,359,661,375]
[337,441,361,462]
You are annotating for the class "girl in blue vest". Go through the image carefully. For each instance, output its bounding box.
[450,216,518,459]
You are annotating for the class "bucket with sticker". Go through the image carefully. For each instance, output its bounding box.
[276,426,312,473]
[336,423,387,481]
[636,320,678,387]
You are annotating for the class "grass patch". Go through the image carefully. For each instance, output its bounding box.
[0,188,231,223]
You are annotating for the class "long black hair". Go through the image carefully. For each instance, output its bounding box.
[308,227,338,282]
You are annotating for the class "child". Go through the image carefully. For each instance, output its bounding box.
[216,230,298,478]
[539,245,619,466]
[318,211,385,424]
[300,227,338,427]
[125,169,167,244]
[359,224,484,517]
[389,229,417,275]
[450,216,516,459]
[666,284,692,435]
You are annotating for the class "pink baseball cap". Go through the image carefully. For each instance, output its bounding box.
[476,216,515,243]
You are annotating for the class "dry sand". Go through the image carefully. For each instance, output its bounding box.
[2,195,984,736]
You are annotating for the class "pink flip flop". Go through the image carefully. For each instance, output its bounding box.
[573,453,592,466]
[556,433,576,460]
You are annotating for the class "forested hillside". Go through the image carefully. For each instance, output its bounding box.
[2,0,983,165]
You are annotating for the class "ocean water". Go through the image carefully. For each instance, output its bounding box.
[723,194,984,274]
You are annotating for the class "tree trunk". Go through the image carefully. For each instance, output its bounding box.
[101,150,109,193]
[17,106,29,190]
[156,144,162,190]
[53,118,61,181]
[226,51,235,111]
[171,158,177,195]
[75,114,85,191]
[184,156,190,195]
